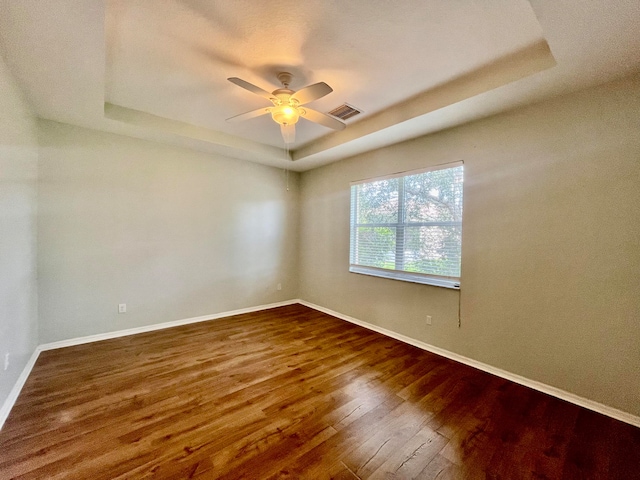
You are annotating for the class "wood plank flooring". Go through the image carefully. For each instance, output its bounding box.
[1,304,638,479]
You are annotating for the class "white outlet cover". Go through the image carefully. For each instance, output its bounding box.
[118,304,127,313]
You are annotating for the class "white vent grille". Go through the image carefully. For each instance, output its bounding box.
[328,103,362,121]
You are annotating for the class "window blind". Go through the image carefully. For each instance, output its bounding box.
[349,162,464,288]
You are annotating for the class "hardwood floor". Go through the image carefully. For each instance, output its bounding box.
[1,304,638,479]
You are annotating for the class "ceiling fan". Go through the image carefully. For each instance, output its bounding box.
[226,72,346,144]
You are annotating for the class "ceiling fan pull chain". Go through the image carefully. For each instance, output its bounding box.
[284,142,290,191]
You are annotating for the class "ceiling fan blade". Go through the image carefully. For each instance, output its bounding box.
[228,77,276,101]
[280,124,296,144]
[226,107,271,122]
[291,82,333,105]
[300,108,346,130]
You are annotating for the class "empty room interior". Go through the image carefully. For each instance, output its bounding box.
[1,1,639,479]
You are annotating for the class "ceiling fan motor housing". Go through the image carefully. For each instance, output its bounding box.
[273,89,296,101]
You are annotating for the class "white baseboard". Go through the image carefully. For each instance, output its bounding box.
[39,299,299,351]
[0,348,42,430]
[3,298,638,431]
[298,300,640,428]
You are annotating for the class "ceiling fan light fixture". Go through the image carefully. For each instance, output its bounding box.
[227,73,345,144]
[271,104,300,125]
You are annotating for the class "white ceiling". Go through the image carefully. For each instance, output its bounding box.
[1,0,639,171]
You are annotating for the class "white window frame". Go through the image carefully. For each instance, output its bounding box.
[349,161,463,289]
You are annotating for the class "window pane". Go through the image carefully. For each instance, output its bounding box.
[350,163,463,287]
[354,226,396,269]
[403,225,461,277]
[356,178,399,224]
[405,166,463,222]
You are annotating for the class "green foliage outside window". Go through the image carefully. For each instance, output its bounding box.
[350,165,463,280]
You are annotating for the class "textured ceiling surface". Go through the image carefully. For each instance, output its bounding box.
[105,0,544,147]
[1,0,639,170]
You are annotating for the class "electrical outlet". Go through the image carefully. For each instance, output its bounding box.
[277,283,282,291]
[426,315,432,326]
[118,303,127,314]
[4,353,9,371]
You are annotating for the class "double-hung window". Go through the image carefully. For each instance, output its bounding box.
[349,162,464,289]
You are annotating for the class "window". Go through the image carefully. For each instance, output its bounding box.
[349,162,463,289]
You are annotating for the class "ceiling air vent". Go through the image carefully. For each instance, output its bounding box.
[328,103,362,121]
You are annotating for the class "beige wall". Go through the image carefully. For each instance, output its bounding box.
[299,73,640,416]
[37,121,299,343]
[0,54,39,408]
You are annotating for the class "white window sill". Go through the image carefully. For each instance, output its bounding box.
[349,265,460,290]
